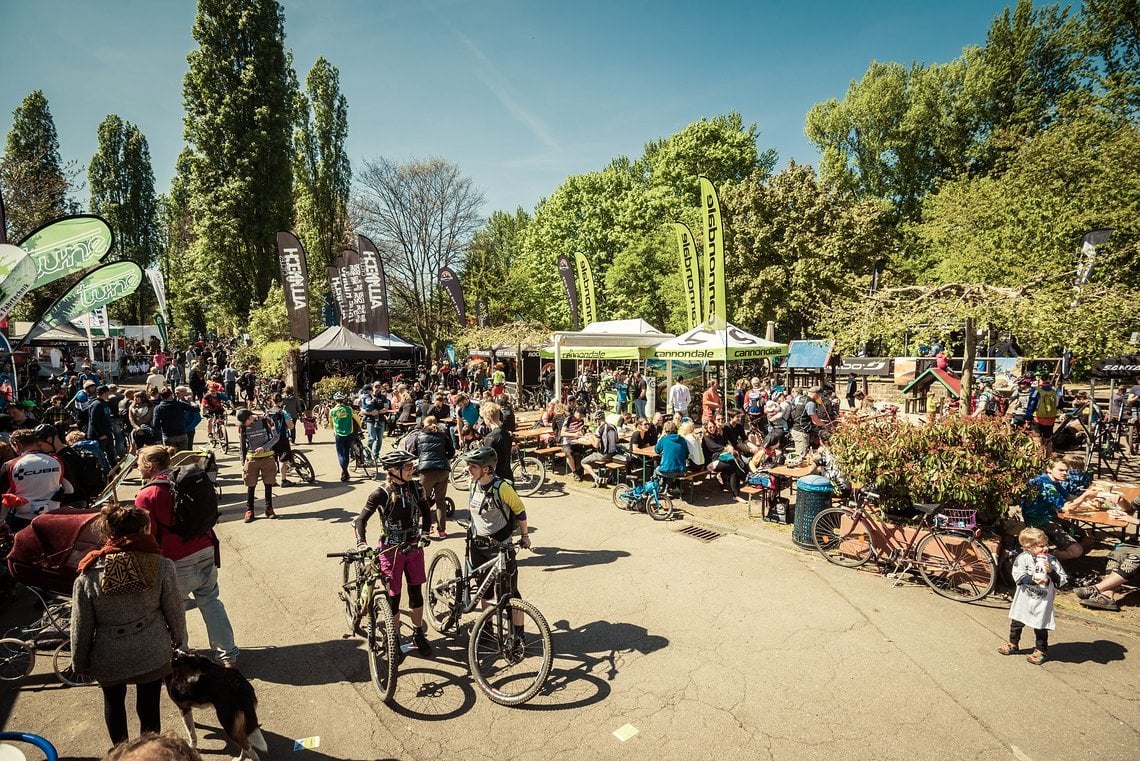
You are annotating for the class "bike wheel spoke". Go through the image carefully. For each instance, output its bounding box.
[467,599,552,706]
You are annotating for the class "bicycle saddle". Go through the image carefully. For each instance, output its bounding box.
[912,502,943,516]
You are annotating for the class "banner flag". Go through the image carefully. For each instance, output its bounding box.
[356,234,391,336]
[153,312,168,349]
[438,267,466,325]
[698,176,727,329]
[17,214,114,289]
[145,267,168,322]
[0,190,7,244]
[0,244,38,319]
[335,249,369,334]
[276,231,311,342]
[327,265,344,325]
[557,255,580,329]
[20,260,142,345]
[673,223,702,330]
[574,253,597,325]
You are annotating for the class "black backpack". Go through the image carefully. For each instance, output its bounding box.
[56,446,108,504]
[151,464,219,540]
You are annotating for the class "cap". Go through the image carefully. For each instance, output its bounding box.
[95,385,110,395]
[83,380,96,389]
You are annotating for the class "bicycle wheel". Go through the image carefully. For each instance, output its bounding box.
[341,558,363,634]
[52,642,93,687]
[220,421,230,454]
[424,549,462,635]
[468,598,553,706]
[646,492,674,521]
[366,593,399,703]
[611,485,633,510]
[0,638,35,682]
[449,458,471,491]
[291,451,316,484]
[916,532,996,603]
[811,508,874,568]
[443,497,455,517]
[511,456,546,497]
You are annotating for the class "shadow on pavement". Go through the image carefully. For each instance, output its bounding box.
[237,639,368,686]
[1047,639,1128,664]
[388,661,478,722]
[517,546,630,573]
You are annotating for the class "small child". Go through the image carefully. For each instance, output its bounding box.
[1000,527,1067,665]
[301,409,317,444]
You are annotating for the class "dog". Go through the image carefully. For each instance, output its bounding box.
[165,651,268,761]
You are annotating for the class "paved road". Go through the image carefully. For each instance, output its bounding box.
[3,433,1139,761]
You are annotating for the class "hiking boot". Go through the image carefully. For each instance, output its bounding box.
[265,507,278,519]
[1073,585,1098,600]
[413,625,433,657]
[1080,593,1120,612]
[244,511,254,523]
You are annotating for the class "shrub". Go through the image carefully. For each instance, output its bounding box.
[312,375,357,401]
[829,415,1044,524]
[257,341,295,381]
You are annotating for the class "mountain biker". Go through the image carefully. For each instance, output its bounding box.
[462,447,531,641]
[479,402,513,483]
[1026,375,1062,453]
[352,449,433,660]
[329,392,358,482]
[236,408,278,522]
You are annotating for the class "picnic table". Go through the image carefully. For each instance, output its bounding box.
[632,445,659,482]
[514,427,553,445]
[1060,479,1140,542]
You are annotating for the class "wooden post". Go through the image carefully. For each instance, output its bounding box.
[960,317,975,417]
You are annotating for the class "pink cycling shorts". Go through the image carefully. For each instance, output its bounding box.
[378,545,426,597]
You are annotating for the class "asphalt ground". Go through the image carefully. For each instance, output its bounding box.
[1,420,1139,761]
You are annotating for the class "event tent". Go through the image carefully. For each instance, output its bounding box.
[544,319,674,397]
[651,323,787,362]
[301,326,390,360]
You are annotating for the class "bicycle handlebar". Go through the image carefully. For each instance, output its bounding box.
[325,537,430,560]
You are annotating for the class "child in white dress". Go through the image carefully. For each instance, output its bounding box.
[999,527,1067,665]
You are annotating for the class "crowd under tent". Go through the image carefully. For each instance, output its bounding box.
[368,332,421,372]
[544,319,674,399]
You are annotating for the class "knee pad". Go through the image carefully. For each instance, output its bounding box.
[407,585,424,609]
[386,592,401,612]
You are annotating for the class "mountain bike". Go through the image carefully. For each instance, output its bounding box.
[281,449,316,484]
[0,588,92,687]
[350,435,376,479]
[326,539,427,704]
[424,522,552,706]
[810,486,997,603]
[449,445,545,497]
[611,473,674,521]
[205,413,229,453]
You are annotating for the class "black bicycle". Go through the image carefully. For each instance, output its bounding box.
[282,449,316,484]
[424,522,552,706]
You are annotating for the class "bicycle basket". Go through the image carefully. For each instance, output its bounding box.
[933,509,977,531]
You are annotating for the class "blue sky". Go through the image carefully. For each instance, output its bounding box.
[0,0,1013,216]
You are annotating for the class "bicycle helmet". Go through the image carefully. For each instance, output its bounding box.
[593,410,606,421]
[462,446,498,468]
[378,450,416,470]
[333,391,346,401]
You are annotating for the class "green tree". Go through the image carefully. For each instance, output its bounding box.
[354,157,484,355]
[463,208,530,326]
[89,115,160,325]
[0,90,74,242]
[159,149,207,338]
[293,56,351,278]
[1080,0,1140,120]
[182,0,297,323]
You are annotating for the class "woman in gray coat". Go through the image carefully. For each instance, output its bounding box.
[71,502,188,746]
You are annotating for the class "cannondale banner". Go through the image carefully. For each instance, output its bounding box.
[673,222,702,330]
[334,249,368,334]
[0,244,38,319]
[698,176,727,329]
[356,234,391,336]
[556,255,580,329]
[574,252,597,326]
[438,267,466,325]
[275,232,311,342]
[20,260,142,345]
[18,214,114,288]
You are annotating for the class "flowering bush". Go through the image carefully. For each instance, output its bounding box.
[829,415,1044,524]
[312,375,357,401]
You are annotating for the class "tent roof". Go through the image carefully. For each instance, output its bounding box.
[301,326,390,358]
[901,367,962,398]
[652,323,787,360]
[11,321,90,343]
[550,319,673,350]
[580,319,664,336]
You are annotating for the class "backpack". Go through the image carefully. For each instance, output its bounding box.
[266,408,287,437]
[1035,388,1059,419]
[56,446,109,505]
[150,464,219,540]
[470,477,515,535]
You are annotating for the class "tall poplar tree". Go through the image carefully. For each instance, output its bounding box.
[0,90,72,242]
[90,115,160,324]
[294,56,351,277]
[182,0,296,322]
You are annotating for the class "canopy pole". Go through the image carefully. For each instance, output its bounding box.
[553,334,563,404]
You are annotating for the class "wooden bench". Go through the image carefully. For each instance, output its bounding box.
[534,446,568,474]
[603,461,626,485]
[741,485,764,519]
[659,470,707,503]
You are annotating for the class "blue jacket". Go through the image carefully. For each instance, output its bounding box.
[655,433,689,474]
[153,399,194,436]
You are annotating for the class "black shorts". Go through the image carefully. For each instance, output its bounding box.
[1038,519,1079,551]
[468,540,518,601]
[1034,420,1055,442]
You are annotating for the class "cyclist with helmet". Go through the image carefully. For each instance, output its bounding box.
[353,449,433,659]
[462,447,531,631]
[329,392,358,482]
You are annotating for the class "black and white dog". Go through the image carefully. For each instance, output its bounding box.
[165,652,267,761]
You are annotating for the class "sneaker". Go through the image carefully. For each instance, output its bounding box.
[1073,585,1098,600]
[413,626,433,657]
[340,471,350,482]
[244,511,254,523]
[436,530,447,540]
[571,473,583,482]
[1080,593,1120,612]
[281,479,295,488]
[265,508,278,519]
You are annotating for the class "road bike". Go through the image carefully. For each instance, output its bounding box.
[205,413,229,453]
[449,444,546,497]
[327,540,426,704]
[611,473,674,521]
[0,588,92,687]
[424,521,552,706]
[810,486,997,603]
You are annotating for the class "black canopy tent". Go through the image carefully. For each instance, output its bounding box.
[300,326,391,396]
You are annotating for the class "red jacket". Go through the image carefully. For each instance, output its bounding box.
[134,472,213,561]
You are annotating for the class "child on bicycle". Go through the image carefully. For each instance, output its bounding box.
[999,527,1067,665]
[352,449,433,660]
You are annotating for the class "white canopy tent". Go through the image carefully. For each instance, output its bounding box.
[546,319,673,400]
[651,323,789,405]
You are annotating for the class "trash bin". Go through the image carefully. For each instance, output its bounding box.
[792,474,834,549]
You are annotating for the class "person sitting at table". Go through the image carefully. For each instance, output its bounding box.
[630,419,656,450]
[1075,498,1140,611]
[723,410,757,457]
[560,407,588,481]
[678,420,705,470]
[812,431,851,500]
[1020,457,1098,561]
[702,418,746,500]
[581,411,623,488]
[647,412,664,444]
[654,421,690,482]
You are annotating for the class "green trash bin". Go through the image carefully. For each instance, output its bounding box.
[792,474,834,548]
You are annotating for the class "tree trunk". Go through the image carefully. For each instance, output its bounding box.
[960,317,975,417]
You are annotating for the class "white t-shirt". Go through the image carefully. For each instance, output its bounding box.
[3,452,70,519]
